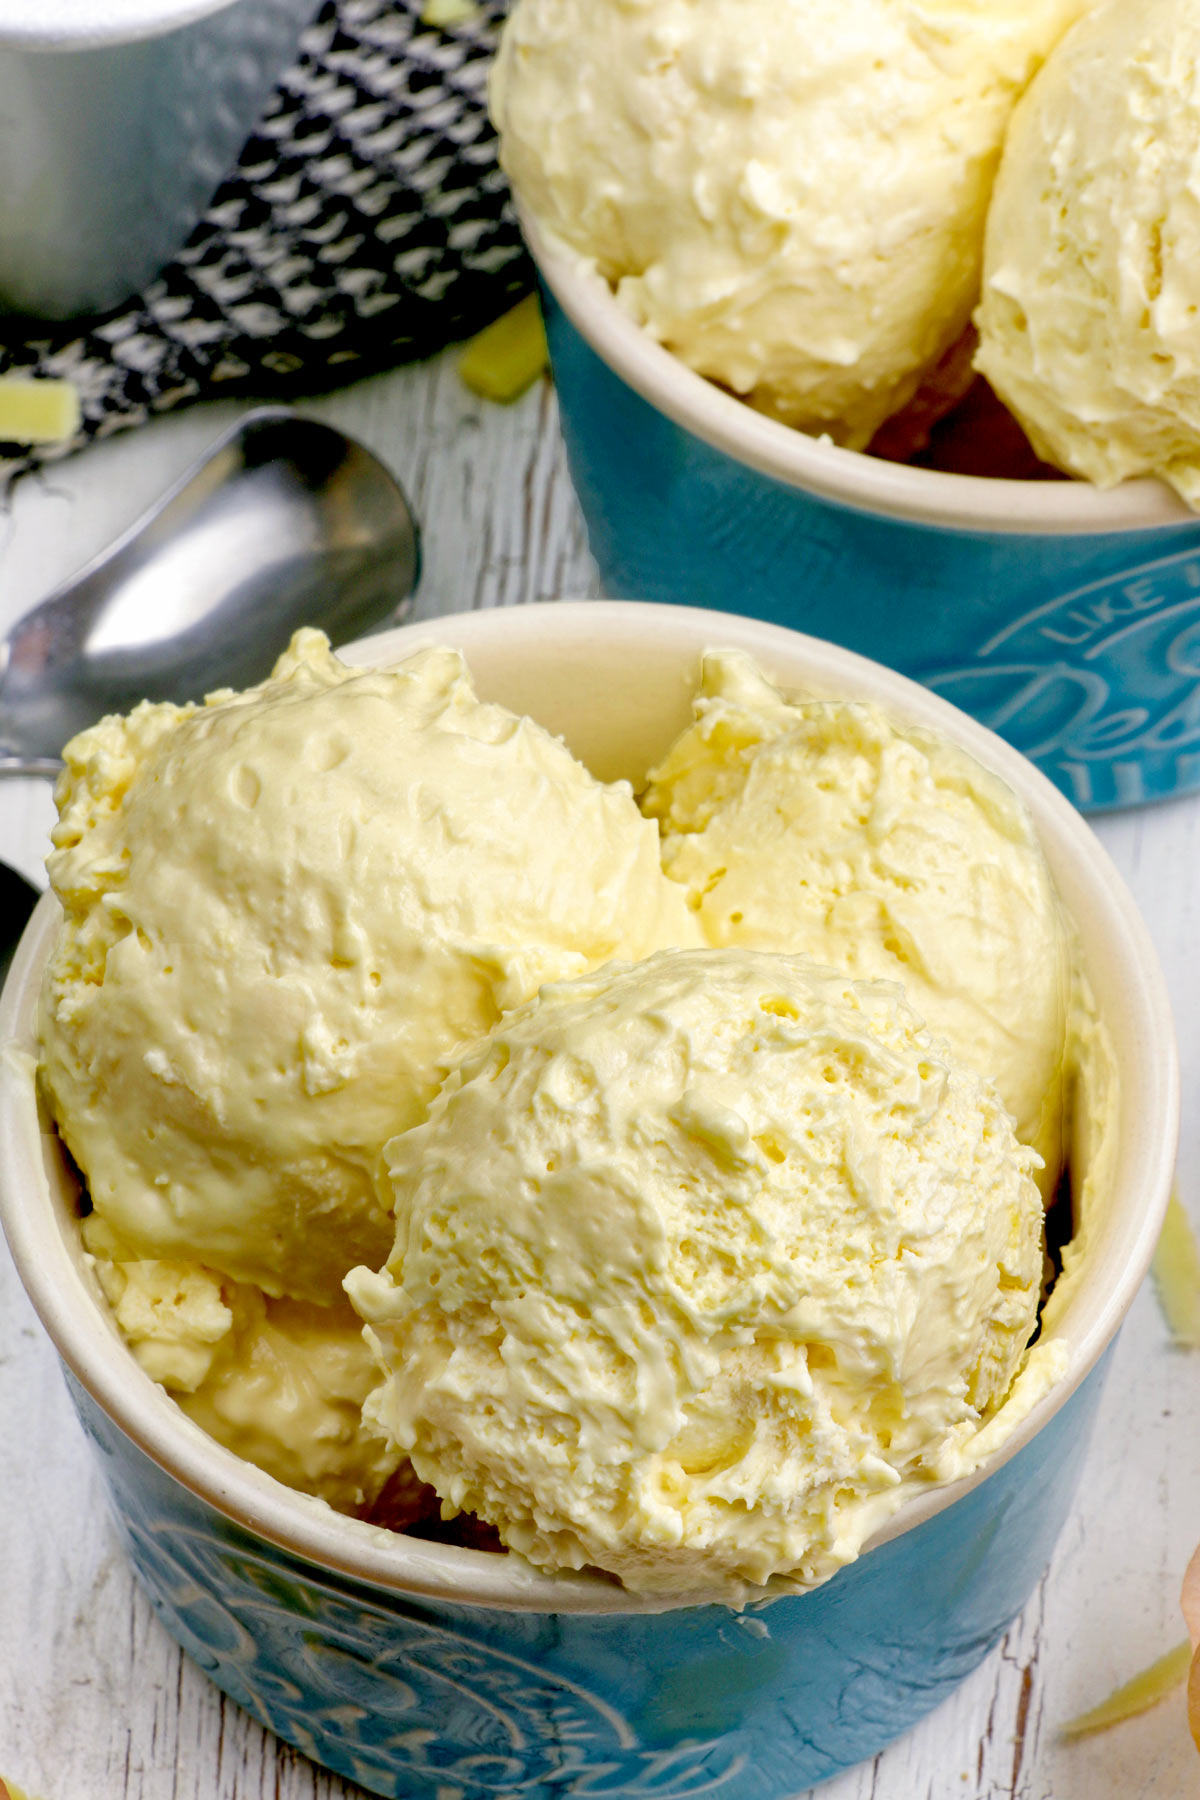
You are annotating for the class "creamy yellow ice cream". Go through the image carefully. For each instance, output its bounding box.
[40,633,1084,1564]
[492,0,1090,447]
[39,629,696,1307]
[38,629,697,1507]
[348,948,1044,1600]
[93,1259,396,1510]
[642,651,1072,1200]
[975,0,1200,504]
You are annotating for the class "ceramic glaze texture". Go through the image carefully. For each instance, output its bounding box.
[69,1362,1107,1800]
[542,295,1200,812]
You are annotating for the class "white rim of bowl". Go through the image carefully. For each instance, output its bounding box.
[0,0,239,53]
[0,601,1180,1615]
[524,211,1197,540]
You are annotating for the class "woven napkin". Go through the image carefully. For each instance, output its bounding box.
[0,0,531,481]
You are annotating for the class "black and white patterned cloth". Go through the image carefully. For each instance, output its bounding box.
[0,0,530,481]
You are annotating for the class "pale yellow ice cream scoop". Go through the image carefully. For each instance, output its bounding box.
[975,0,1200,505]
[347,947,1043,1600]
[94,1258,397,1512]
[492,0,1089,448]
[38,629,696,1306]
[642,651,1072,1200]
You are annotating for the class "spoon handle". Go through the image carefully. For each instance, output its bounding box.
[0,756,63,780]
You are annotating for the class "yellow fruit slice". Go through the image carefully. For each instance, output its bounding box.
[459,295,549,404]
[1151,1188,1200,1348]
[421,0,480,22]
[1060,1641,1193,1739]
[0,1777,46,1800]
[0,379,80,446]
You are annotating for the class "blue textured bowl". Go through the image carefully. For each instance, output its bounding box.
[67,1362,1106,1798]
[528,216,1200,813]
[0,604,1179,1799]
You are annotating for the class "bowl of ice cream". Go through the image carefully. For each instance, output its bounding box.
[494,0,1200,812]
[0,600,1178,1798]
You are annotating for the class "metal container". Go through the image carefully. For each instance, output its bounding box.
[0,0,315,319]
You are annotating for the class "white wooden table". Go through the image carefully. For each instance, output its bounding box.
[1,356,1198,1800]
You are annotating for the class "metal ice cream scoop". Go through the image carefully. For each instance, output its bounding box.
[0,406,421,778]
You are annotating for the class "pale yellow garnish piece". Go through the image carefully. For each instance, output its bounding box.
[421,0,479,23]
[0,1778,47,1800]
[1151,1188,1200,1348]
[1060,1641,1193,1740]
[459,294,548,403]
[0,378,80,445]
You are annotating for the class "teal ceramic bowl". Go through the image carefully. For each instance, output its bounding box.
[527,212,1200,813]
[0,603,1179,1798]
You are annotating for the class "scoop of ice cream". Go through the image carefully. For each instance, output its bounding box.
[93,1257,397,1512]
[39,629,696,1304]
[642,651,1071,1198]
[975,0,1200,504]
[492,0,1089,447]
[347,948,1043,1599]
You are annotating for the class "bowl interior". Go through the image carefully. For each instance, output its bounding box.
[0,601,1179,1611]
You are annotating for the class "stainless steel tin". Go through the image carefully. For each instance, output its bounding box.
[0,0,315,320]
